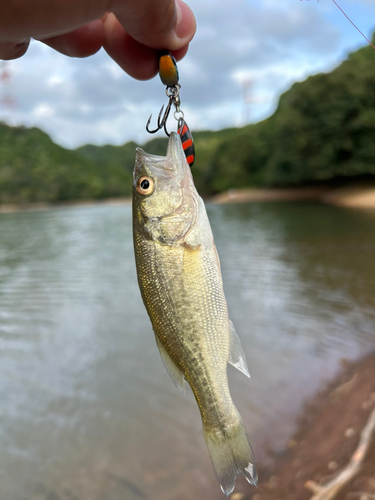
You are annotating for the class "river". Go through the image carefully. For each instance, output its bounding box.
[0,202,374,500]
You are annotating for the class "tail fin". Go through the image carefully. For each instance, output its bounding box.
[203,418,257,496]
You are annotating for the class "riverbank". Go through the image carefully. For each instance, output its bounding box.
[238,352,375,500]
[2,185,375,214]
[0,197,131,214]
[321,186,375,208]
[212,187,327,204]
[212,185,375,209]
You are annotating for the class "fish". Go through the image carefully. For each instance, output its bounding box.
[132,132,257,496]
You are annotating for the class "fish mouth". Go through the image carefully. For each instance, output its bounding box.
[135,132,183,163]
[135,148,165,164]
[134,132,186,179]
[134,147,171,182]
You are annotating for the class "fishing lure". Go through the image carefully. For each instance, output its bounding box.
[177,118,195,168]
[146,51,195,167]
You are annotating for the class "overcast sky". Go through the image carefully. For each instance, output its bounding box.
[0,0,374,149]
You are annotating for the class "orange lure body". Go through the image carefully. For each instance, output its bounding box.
[159,51,179,87]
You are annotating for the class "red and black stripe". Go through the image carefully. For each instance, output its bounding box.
[177,119,195,167]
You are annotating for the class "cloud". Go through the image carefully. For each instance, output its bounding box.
[0,0,373,148]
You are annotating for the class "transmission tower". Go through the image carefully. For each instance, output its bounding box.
[241,77,253,125]
[0,61,17,117]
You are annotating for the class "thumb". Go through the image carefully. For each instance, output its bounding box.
[112,0,196,51]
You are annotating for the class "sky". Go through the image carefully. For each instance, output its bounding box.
[0,0,374,149]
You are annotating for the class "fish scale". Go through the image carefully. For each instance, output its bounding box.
[132,132,257,496]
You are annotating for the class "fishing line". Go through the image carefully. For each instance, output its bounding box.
[331,0,375,50]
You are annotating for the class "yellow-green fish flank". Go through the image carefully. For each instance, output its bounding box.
[132,133,257,496]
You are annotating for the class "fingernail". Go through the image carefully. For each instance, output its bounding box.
[15,39,29,49]
[0,39,30,60]
[3,39,28,49]
[175,0,196,40]
[63,39,73,57]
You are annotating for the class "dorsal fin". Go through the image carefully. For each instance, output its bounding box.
[228,320,250,378]
[155,335,185,394]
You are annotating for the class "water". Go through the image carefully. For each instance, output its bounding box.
[0,202,374,500]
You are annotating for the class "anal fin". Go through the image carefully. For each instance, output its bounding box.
[228,320,250,378]
[155,335,185,394]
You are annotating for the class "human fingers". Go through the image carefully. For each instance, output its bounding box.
[102,13,189,80]
[0,0,195,51]
[40,20,104,58]
[0,40,30,60]
[0,0,195,77]
[0,0,110,43]
[112,0,196,51]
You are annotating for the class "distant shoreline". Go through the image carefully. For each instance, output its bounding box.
[1,186,375,214]
[211,185,375,208]
[211,186,326,204]
[0,197,131,214]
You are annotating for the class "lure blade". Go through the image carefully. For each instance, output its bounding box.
[178,119,195,167]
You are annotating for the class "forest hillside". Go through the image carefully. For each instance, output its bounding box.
[0,34,374,204]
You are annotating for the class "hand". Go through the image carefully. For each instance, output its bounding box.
[0,0,196,80]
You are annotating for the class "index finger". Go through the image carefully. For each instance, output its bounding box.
[0,0,195,51]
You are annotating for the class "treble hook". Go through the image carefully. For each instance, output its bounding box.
[146,85,180,137]
[146,97,173,135]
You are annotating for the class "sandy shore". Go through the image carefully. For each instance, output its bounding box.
[211,187,327,204]
[212,186,375,209]
[321,186,375,208]
[235,352,375,500]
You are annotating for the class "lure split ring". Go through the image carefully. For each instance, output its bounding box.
[146,84,180,136]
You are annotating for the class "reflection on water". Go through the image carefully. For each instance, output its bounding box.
[0,202,374,500]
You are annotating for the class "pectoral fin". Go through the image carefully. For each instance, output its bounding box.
[228,320,250,378]
[155,335,185,394]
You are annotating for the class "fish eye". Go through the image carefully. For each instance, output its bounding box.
[136,176,154,196]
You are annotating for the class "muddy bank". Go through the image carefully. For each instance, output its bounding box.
[239,352,375,500]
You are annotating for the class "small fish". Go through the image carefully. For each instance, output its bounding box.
[132,133,257,496]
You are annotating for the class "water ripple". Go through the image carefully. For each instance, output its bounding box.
[0,203,374,500]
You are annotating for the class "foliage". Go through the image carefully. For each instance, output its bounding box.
[0,34,374,203]
[212,33,375,191]
[0,125,105,203]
